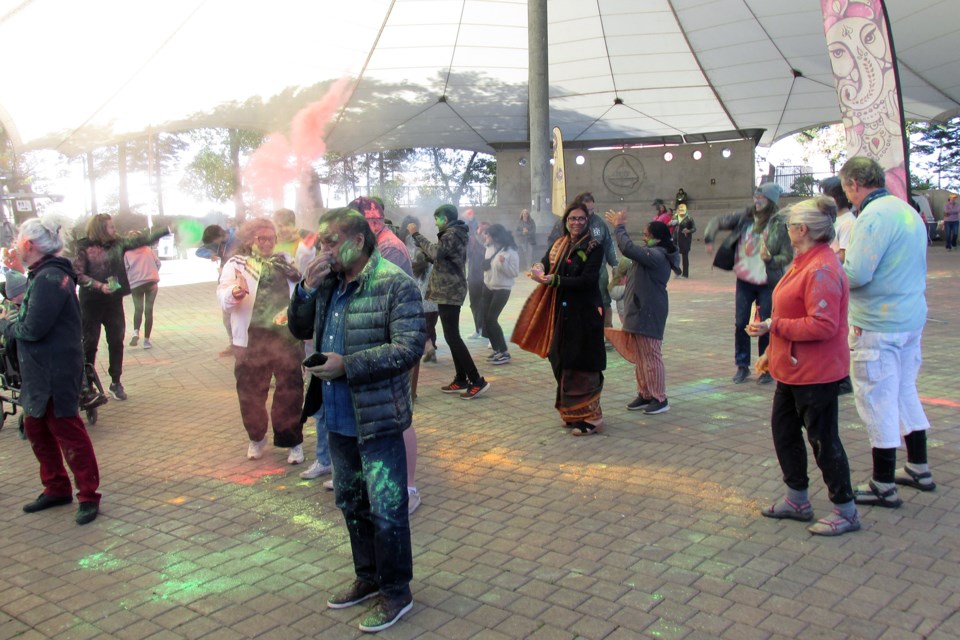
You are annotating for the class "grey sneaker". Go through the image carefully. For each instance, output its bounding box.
[358,595,413,632]
[326,580,379,609]
[643,398,669,414]
[142,338,153,349]
[408,487,421,515]
[299,460,332,479]
[626,395,653,411]
[108,382,127,401]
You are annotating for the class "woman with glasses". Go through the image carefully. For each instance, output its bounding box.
[217,218,305,464]
[746,196,859,536]
[528,202,606,435]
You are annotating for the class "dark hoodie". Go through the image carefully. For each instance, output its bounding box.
[612,225,681,341]
[0,256,84,418]
[411,219,470,306]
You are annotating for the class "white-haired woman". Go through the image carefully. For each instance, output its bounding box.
[0,218,101,525]
[217,218,305,464]
[747,196,859,536]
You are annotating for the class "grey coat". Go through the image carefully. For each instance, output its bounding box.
[287,251,425,442]
[614,226,681,340]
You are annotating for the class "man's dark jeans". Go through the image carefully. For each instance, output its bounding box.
[329,431,412,601]
[734,278,773,368]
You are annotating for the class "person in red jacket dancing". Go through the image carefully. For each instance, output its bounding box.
[746,196,860,536]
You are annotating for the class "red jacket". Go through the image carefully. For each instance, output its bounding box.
[768,243,849,385]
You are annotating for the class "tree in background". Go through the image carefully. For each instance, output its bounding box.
[419,149,496,208]
[797,124,847,174]
[910,117,960,190]
[180,128,264,223]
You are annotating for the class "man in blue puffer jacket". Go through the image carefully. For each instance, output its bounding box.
[288,207,425,633]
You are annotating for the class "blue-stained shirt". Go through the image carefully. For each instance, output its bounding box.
[315,278,359,437]
[844,189,928,332]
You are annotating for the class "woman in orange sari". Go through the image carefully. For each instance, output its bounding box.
[527,203,606,435]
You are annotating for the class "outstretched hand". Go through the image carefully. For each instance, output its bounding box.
[604,209,627,227]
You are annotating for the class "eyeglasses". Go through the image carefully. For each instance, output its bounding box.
[567,216,588,223]
[255,235,277,242]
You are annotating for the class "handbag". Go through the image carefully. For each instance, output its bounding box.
[510,282,557,358]
[712,232,738,271]
[511,237,568,357]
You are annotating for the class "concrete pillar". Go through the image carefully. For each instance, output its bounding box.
[528,0,550,223]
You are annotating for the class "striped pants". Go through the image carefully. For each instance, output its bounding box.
[628,334,666,402]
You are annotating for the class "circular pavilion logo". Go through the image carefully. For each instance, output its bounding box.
[602,155,645,196]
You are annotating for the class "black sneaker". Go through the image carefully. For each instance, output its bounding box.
[358,595,413,633]
[109,382,127,401]
[327,580,380,609]
[460,379,491,400]
[75,502,99,525]
[757,372,773,385]
[440,380,468,394]
[626,395,653,411]
[732,367,749,384]
[643,398,670,414]
[23,493,72,513]
[490,352,511,365]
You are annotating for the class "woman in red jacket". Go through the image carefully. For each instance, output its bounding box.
[747,196,859,536]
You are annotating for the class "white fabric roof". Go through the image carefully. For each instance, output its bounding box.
[1,0,957,155]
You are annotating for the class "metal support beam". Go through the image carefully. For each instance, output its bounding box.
[528,0,550,221]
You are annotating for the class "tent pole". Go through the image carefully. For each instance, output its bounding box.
[528,0,550,221]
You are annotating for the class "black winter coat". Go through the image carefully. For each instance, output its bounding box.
[287,252,426,442]
[542,236,607,372]
[0,256,84,418]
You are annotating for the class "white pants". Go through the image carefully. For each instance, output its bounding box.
[849,328,930,449]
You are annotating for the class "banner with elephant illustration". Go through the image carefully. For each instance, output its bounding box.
[821,0,909,200]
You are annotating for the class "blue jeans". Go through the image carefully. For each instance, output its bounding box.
[310,410,331,466]
[329,431,412,601]
[944,220,958,249]
[734,278,773,368]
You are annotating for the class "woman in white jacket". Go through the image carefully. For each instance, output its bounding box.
[481,224,520,364]
[217,218,305,464]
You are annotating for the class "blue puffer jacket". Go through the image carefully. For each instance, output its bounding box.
[287,251,425,441]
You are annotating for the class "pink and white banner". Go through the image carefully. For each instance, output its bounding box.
[821,0,909,200]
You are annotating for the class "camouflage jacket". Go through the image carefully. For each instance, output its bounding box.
[411,220,469,305]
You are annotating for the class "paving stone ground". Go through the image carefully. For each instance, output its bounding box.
[0,248,957,640]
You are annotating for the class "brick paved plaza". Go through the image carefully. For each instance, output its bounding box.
[1,248,958,640]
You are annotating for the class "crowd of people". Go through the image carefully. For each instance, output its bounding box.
[0,155,945,633]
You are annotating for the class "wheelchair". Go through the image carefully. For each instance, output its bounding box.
[0,340,108,433]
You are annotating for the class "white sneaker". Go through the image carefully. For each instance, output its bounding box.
[323,479,334,491]
[408,487,421,515]
[247,437,267,460]
[299,460,332,479]
[287,444,304,465]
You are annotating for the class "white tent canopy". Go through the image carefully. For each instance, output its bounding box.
[1,0,957,156]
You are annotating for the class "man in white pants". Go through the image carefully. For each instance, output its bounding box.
[840,157,935,509]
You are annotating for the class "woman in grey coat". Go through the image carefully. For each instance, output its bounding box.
[604,213,681,416]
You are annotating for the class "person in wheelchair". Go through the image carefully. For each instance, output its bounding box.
[0,218,102,525]
[0,269,28,389]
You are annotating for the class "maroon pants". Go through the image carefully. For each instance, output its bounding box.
[24,400,101,504]
[234,328,304,447]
